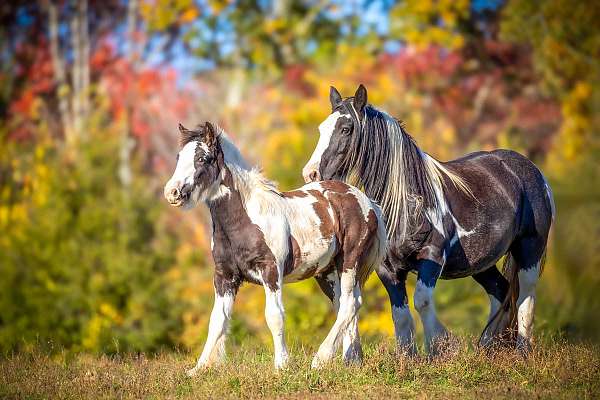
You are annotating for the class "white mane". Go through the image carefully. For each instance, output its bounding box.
[346,108,472,240]
[215,126,284,211]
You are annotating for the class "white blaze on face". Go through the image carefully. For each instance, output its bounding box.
[302,111,342,182]
[164,141,197,200]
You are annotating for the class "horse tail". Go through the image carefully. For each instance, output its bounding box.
[501,253,520,340]
[479,253,519,344]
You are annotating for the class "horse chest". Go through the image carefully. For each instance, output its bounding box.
[211,222,278,285]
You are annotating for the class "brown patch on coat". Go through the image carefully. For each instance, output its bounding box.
[307,189,335,238]
[283,235,302,276]
[319,180,351,193]
[281,190,308,198]
[325,191,380,286]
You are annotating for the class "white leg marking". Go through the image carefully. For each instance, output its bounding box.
[414,280,448,354]
[342,314,362,364]
[187,290,235,376]
[264,286,289,369]
[391,305,417,355]
[516,264,539,351]
[312,270,361,368]
[326,272,362,363]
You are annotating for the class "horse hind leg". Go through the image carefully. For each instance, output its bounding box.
[312,267,361,368]
[472,265,510,347]
[510,236,547,354]
[314,270,363,364]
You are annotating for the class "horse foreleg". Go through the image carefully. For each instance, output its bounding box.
[312,269,361,368]
[414,259,449,356]
[376,263,416,356]
[187,280,237,377]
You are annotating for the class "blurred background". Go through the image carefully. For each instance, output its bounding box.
[0,0,598,354]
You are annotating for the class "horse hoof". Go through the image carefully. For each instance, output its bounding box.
[396,343,417,358]
[311,355,327,369]
[274,355,289,370]
[186,367,199,377]
[516,336,532,356]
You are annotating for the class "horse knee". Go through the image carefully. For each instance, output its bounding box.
[414,283,433,313]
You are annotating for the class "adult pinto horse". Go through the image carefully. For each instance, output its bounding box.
[164,122,387,373]
[302,85,555,355]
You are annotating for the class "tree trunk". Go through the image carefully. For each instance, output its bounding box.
[119,0,138,188]
[47,0,74,144]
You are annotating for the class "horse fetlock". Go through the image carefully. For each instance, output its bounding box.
[274,351,290,370]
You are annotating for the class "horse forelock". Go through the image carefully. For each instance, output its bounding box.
[341,104,472,241]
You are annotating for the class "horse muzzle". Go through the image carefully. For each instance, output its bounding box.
[164,182,192,207]
[302,165,321,183]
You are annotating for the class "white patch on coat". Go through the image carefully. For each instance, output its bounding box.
[426,208,446,236]
[302,111,342,182]
[281,188,338,283]
[448,212,476,246]
[348,187,374,222]
[198,141,210,154]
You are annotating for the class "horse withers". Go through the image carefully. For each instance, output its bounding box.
[303,85,555,355]
[164,122,387,374]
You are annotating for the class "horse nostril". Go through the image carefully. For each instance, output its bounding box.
[170,188,180,198]
[309,170,320,182]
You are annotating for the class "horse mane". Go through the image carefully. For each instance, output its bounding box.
[212,125,282,205]
[343,105,472,240]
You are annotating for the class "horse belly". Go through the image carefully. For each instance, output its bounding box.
[283,237,337,283]
[441,227,514,279]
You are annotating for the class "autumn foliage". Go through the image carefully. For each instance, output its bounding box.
[0,0,598,354]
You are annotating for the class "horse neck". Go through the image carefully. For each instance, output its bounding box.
[207,163,277,231]
[206,165,249,234]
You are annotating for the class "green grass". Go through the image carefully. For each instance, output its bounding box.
[1,337,598,399]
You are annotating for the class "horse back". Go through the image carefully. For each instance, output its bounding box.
[438,149,553,277]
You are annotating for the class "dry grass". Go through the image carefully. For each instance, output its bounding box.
[1,336,598,399]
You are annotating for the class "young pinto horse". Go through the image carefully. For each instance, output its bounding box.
[302,85,555,355]
[164,122,387,374]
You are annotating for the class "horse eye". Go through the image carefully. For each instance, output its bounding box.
[341,127,350,134]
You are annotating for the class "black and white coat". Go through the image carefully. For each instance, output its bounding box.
[303,85,555,354]
[164,122,387,373]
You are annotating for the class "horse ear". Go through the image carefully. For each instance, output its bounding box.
[354,84,367,113]
[330,86,342,110]
[178,123,189,134]
[203,121,217,148]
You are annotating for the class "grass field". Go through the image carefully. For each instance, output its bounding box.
[1,337,598,399]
